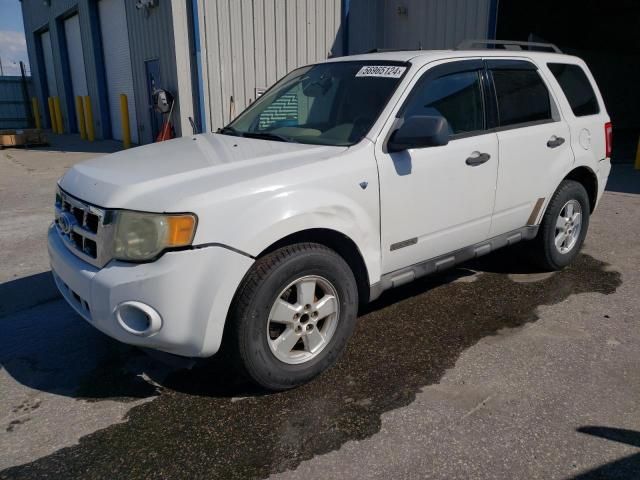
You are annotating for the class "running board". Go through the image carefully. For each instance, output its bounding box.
[369,226,539,301]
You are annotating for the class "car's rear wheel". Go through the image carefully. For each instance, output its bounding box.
[529,179,590,271]
[227,243,358,390]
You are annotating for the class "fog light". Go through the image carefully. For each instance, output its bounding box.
[115,301,162,336]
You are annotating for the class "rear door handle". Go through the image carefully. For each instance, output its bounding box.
[547,136,565,148]
[465,152,491,166]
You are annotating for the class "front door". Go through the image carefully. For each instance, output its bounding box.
[376,60,499,273]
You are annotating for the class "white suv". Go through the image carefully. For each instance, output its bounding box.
[49,43,612,390]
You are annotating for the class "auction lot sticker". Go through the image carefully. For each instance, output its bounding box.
[356,65,407,78]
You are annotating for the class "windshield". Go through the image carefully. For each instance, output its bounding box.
[223,61,409,146]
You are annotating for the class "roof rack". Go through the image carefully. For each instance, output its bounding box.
[456,40,562,54]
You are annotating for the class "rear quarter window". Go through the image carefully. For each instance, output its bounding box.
[548,63,600,117]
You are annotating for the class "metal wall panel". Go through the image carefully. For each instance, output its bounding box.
[64,15,88,98]
[346,0,385,55]
[20,0,180,142]
[122,0,179,144]
[20,0,92,133]
[40,30,58,97]
[98,0,138,143]
[348,0,491,53]
[199,0,343,131]
[0,76,34,129]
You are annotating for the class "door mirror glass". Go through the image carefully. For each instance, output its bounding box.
[387,115,450,153]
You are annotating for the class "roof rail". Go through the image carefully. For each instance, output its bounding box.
[366,48,411,54]
[456,39,563,54]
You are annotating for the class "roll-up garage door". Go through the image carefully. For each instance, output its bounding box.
[98,0,138,143]
[64,14,88,98]
[40,30,57,98]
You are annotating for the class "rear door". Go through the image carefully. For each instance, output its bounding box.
[487,59,573,236]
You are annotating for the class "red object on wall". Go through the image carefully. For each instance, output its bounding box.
[156,120,174,142]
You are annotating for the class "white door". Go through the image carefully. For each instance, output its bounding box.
[41,30,57,97]
[64,15,88,98]
[488,60,573,236]
[377,60,499,273]
[98,0,138,143]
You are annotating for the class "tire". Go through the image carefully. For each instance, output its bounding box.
[529,180,590,271]
[227,243,358,390]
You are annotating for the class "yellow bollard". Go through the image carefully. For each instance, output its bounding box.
[47,97,56,133]
[83,96,95,142]
[75,96,86,140]
[119,94,131,149]
[53,96,63,134]
[31,97,41,130]
[635,135,640,171]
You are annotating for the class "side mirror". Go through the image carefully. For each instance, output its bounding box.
[387,115,450,153]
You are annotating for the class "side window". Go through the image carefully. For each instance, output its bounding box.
[548,63,600,117]
[404,70,485,136]
[492,69,552,127]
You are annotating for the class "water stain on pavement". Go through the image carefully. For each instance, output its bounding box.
[0,252,621,479]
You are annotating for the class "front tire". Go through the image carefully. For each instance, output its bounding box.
[227,243,358,390]
[529,180,590,271]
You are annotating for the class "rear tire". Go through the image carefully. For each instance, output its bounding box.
[227,243,358,391]
[529,180,590,271]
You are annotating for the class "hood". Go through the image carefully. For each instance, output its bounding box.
[59,133,346,211]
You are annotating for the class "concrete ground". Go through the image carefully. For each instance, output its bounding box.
[0,137,639,479]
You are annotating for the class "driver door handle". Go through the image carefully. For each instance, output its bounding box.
[465,152,491,166]
[547,135,565,148]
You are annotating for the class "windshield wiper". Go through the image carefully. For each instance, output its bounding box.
[218,127,292,143]
[218,126,243,137]
[242,132,292,143]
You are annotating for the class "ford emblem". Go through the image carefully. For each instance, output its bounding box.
[58,212,76,235]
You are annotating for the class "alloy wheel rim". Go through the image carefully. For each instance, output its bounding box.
[267,275,340,365]
[554,199,582,254]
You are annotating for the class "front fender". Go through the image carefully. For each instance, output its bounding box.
[231,187,382,283]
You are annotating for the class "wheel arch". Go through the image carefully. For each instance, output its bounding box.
[563,166,598,212]
[257,228,372,306]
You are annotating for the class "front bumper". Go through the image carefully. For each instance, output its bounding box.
[48,224,254,357]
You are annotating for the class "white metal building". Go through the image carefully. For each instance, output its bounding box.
[21,0,496,144]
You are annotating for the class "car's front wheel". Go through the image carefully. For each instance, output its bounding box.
[227,243,358,390]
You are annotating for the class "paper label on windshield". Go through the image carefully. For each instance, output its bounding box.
[356,65,406,78]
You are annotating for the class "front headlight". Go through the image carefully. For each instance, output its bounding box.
[112,211,197,261]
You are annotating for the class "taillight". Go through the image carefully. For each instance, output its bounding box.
[605,122,613,158]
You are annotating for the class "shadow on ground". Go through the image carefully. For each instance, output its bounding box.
[0,251,622,479]
[25,132,123,154]
[0,296,163,402]
[0,272,59,318]
[605,164,640,195]
[570,426,640,479]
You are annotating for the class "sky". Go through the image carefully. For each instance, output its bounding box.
[0,0,29,76]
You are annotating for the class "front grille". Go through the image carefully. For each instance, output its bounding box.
[54,188,111,268]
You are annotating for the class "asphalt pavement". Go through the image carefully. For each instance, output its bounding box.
[0,136,639,479]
